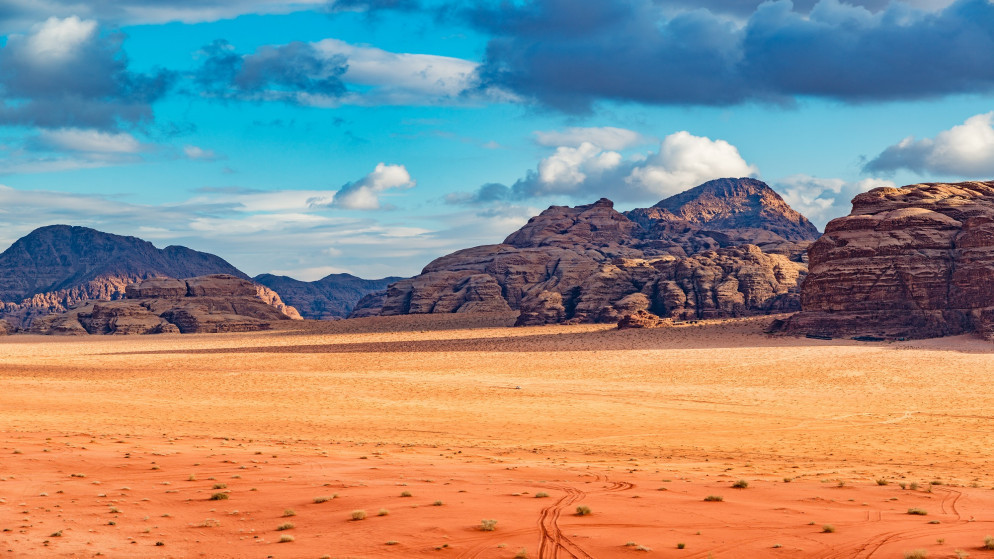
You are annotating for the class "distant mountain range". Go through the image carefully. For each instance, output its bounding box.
[0,225,400,328]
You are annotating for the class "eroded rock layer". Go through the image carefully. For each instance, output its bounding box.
[785,181,994,339]
[29,274,300,335]
[352,178,817,325]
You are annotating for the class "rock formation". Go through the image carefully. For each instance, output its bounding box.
[0,318,12,336]
[785,180,994,340]
[29,274,301,335]
[0,225,248,328]
[351,178,817,325]
[253,273,402,319]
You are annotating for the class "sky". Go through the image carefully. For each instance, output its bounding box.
[1,0,994,280]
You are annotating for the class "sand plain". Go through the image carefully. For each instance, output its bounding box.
[2,313,994,558]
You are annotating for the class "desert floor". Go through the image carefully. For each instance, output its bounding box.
[3,314,994,558]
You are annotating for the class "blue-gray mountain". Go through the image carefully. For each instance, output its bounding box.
[252,273,404,320]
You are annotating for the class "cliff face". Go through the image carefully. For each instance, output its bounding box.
[30,274,301,335]
[351,179,816,325]
[253,273,403,319]
[0,225,247,327]
[786,181,994,339]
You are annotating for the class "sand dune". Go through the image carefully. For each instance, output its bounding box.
[2,315,994,557]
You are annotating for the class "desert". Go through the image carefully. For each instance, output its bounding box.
[4,314,994,558]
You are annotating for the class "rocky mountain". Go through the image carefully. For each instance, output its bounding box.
[253,273,403,319]
[352,178,818,325]
[0,225,247,327]
[30,274,301,335]
[784,180,994,340]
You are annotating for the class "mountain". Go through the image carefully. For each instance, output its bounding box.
[352,178,818,325]
[0,225,248,327]
[784,180,994,340]
[252,273,404,319]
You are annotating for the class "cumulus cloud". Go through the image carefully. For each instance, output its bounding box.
[194,37,504,106]
[533,126,648,150]
[0,16,175,129]
[448,130,757,205]
[183,145,223,161]
[465,0,994,111]
[34,128,144,154]
[776,174,895,227]
[864,112,994,177]
[331,163,416,209]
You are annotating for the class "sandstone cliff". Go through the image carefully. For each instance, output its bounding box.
[29,274,301,335]
[785,180,994,340]
[0,225,248,327]
[351,179,816,325]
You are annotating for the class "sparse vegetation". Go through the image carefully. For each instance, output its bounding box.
[276,522,294,531]
[433,500,443,506]
[732,479,748,489]
[822,525,835,533]
[386,541,399,546]
[876,478,889,486]
[400,491,412,497]
[984,535,994,550]
[378,509,389,516]
[279,535,294,543]
[212,483,227,489]
[904,550,928,559]
[677,542,686,549]
[283,509,295,517]
[313,495,333,503]
[514,549,528,559]
[480,519,498,531]
[351,510,367,521]
[210,492,229,500]
[907,508,928,515]
[576,505,591,516]
[704,495,724,502]
[535,492,549,498]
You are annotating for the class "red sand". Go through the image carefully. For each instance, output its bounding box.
[3,314,994,558]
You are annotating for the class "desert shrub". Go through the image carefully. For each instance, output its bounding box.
[210,493,228,501]
[400,491,412,497]
[732,479,748,489]
[907,508,928,516]
[313,496,332,503]
[480,519,498,531]
[984,535,994,550]
[351,510,367,521]
[703,495,723,502]
[279,535,294,543]
[677,542,686,549]
[904,550,928,559]
[283,509,295,517]
[212,483,226,490]
[433,500,443,506]
[378,509,389,516]
[822,525,835,533]
[535,492,549,498]
[277,523,294,531]
[576,505,591,516]
[876,478,889,486]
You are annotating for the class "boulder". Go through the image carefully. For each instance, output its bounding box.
[617,310,669,329]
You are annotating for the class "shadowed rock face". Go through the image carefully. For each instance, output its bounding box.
[252,273,403,319]
[786,181,994,340]
[30,274,301,335]
[0,225,248,327]
[351,179,816,325]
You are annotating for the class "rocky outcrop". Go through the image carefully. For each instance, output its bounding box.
[617,310,669,329]
[0,318,12,335]
[30,274,300,335]
[253,273,403,319]
[0,225,249,328]
[353,179,816,325]
[785,181,994,339]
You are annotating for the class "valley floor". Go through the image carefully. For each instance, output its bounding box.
[2,314,994,558]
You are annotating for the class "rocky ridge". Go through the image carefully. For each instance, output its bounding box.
[352,178,818,325]
[785,180,994,340]
[253,273,403,319]
[29,274,301,335]
[0,225,247,328]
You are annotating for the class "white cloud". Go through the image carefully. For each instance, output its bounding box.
[331,163,415,210]
[865,112,994,177]
[533,126,649,151]
[626,131,758,198]
[37,128,143,153]
[22,16,97,62]
[776,174,894,228]
[183,145,221,161]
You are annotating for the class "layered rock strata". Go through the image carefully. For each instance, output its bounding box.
[785,181,994,339]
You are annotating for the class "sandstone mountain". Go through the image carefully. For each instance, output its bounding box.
[785,180,994,340]
[253,272,403,319]
[30,274,301,335]
[352,178,818,325]
[0,225,247,327]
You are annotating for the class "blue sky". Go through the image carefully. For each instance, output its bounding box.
[1,0,993,279]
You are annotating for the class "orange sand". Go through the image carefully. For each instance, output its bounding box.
[2,314,994,558]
